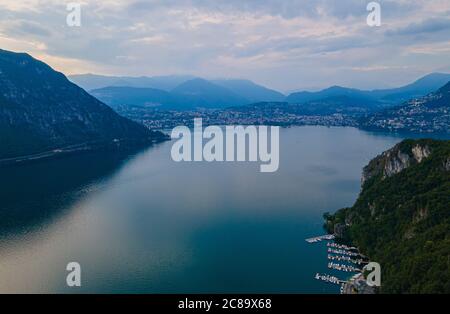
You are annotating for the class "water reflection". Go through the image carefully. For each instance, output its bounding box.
[0,150,141,236]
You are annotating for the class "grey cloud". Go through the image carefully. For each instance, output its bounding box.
[230,30,382,60]
[127,0,377,19]
[386,17,450,36]
[7,20,52,37]
[126,0,422,19]
[0,0,448,91]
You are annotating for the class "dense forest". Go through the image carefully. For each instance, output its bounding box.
[325,139,450,293]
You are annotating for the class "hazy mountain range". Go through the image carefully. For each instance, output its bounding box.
[68,74,196,91]
[70,74,285,109]
[287,73,450,105]
[70,73,450,111]
[0,49,166,162]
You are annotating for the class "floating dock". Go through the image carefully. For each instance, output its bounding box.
[327,254,366,265]
[305,234,335,243]
[328,262,361,273]
[327,242,357,250]
[327,248,360,257]
[314,272,346,285]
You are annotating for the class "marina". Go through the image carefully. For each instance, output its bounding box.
[306,233,371,293]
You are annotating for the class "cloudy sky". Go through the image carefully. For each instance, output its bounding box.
[0,0,449,91]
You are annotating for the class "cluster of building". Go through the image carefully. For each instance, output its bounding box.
[115,105,359,131]
[363,95,449,134]
[113,93,449,135]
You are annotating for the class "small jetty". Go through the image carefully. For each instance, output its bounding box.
[328,262,361,273]
[327,254,366,265]
[327,242,357,250]
[314,273,345,285]
[327,248,360,257]
[305,234,335,243]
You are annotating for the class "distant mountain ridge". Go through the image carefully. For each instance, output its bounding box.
[212,79,285,103]
[69,74,196,91]
[287,85,373,104]
[371,73,450,103]
[74,74,286,110]
[287,73,450,106]
[74,73,450,111]
[171,78,249,108]
[89,86,192,110]
[0,49,166,162]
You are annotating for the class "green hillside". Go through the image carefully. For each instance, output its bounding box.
[325,139,450,293]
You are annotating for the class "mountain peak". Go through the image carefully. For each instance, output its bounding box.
[171,78,248,108]
[0,49,166,162]
[0,48,32,59]
[175,77,215,87]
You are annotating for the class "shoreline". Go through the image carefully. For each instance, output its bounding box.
[0,136,170,168]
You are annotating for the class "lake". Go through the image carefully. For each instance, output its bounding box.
[0,126,408,293]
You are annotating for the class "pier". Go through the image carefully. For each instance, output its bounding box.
[327,242,357,250]
[305,234,335,243]
[328,262,361,273]
[314,273,346,285]
[327,248,360,257]
[327,254,366,265]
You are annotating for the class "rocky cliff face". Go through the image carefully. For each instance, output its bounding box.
[0,49,167,160]
[361,141,432,186]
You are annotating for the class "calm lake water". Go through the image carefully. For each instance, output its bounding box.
[0,126,408,293]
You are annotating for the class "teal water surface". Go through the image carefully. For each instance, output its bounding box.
[0,126,408,293]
